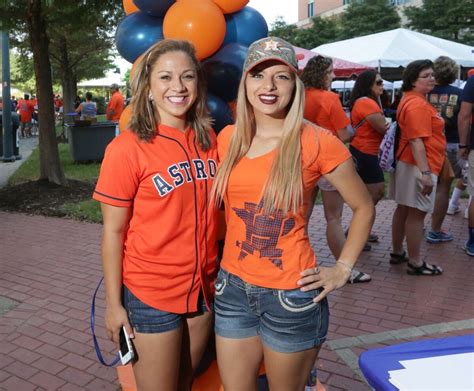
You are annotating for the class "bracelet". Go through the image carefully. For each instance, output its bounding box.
[336,260,353,272]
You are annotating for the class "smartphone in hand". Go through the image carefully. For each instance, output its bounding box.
[119,326,135,365]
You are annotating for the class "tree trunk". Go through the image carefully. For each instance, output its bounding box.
[27,0,66,185]
[58,36,76,115]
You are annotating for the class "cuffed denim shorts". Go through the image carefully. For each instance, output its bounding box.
[123,285,209,334]
[214,269,329,353]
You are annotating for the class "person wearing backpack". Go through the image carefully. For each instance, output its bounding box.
[389,60,444,275]
[349,70,389,238]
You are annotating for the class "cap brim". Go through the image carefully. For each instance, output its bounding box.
[245,57,298,74]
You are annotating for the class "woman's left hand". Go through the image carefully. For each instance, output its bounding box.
[297,264,351,303]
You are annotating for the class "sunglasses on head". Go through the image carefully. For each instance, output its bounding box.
[375,80,384,86]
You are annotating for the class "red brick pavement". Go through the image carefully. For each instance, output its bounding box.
[0,199,473,390]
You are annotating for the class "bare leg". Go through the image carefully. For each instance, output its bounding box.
[132,327,182,391]
[392,204,408,255]
[321,190,345,259]
[264,345,321,391]
[431,177,453,232]
[178,311,213,391]
[405,207,427,265]
[216,335,263,391]
[366,182,385,206]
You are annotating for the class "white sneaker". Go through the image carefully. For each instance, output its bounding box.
[447,205,461,215]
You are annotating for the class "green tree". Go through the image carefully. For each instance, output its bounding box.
[405,0,474,45]
[295,17,341,49]
[269,17,300,45]
[270,16,341,49]
[339,0,401,40]
[0,0,122,185]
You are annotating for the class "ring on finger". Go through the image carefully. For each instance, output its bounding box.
[314,266,320,274]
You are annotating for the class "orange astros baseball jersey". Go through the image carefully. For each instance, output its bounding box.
[93,125,218,314]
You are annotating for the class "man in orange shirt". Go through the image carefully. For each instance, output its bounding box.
[17,94,35,138]
[106,83,125,121]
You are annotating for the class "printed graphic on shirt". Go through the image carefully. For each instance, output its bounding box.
[152,158,217,197]
[233,201,295,270]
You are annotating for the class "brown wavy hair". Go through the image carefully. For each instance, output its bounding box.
[128,39,212,150]
[300,55,333,89]
[433,56,459,86]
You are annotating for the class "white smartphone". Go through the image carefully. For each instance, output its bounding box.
[119,326,135,365]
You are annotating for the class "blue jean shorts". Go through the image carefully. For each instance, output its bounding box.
[122,285,209,334]
[214,269,329,353]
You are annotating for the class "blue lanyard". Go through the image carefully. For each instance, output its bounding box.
[90,277,120,367]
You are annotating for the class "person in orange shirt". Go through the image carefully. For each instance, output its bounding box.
[301,55,372,283]
[212,37,374,390]
[389,60,444,275]
[349,70,389,242]
[106,83,125,121]
[17,94,36,137]
[93,40,218,389]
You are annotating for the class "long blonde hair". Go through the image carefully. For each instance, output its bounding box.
[212,70,305,214]
[128,39,212,150]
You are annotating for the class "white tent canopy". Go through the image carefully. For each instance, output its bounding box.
[313,28,474,69]
[77,57,130,88]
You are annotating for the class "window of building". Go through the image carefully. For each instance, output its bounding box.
[308,0,314,17]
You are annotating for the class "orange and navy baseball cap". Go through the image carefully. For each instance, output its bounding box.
[243,37,298,74]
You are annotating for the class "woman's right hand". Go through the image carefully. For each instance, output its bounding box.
[420,173,434,196]
[105,304,133,346]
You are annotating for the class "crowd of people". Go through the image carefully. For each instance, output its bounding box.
[91,36,473,390]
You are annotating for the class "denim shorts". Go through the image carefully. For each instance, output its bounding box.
[214,269,329,353]
[122,285,209,334]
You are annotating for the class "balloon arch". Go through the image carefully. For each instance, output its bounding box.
[117,0,269,133]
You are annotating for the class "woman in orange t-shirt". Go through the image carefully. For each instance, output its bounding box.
[301,56,371,284]
[93,40,218,389]
[349,70,389,244]
[390,59,444,276]
[212,37,374,390]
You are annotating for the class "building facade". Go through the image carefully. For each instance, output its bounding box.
[297,0,422,27]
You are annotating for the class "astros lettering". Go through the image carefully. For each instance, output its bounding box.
[152,158,217,197]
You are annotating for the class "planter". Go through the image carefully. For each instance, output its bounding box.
[66,121,117,162]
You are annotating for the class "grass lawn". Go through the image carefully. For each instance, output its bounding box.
[8,120,104,223]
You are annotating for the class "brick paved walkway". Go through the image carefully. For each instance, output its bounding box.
[0,199,473,390]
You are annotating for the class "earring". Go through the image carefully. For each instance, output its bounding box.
[149,94,154,102]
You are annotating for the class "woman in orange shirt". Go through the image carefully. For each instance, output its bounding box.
[349,70,388,240]
[93,40,219,389]
[390,59,444,275]
[212,37,374,390]
[301,56,372,284]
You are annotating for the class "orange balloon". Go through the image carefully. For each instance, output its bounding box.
[130,54,144,84]
[163,0,226,60]
[123,0,139,15]
[212,0,248,14]
[119,104,133,133]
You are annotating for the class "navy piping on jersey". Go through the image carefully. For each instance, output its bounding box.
[193,140,210,303]
[156,131,201,313]
[93,190,133,202]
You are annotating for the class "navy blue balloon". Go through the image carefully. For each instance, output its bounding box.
[133,0,175,18]
[223,6,268,47]
[115,12,164,63]
[203,43,248,102]
[207,94,234,134]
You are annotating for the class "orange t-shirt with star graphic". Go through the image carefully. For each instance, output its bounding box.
[217,123,351,289]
